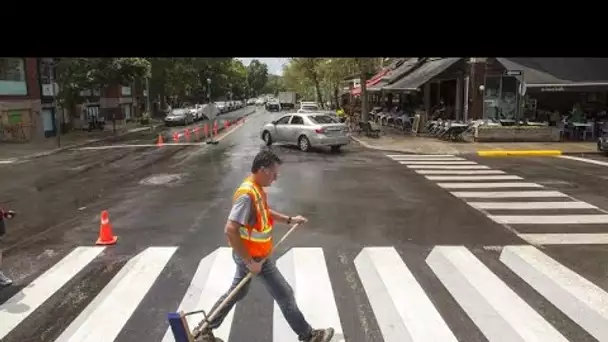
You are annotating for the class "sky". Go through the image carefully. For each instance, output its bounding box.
[237,58,288,76]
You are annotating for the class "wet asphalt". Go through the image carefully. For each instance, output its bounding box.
[1,107,607,342]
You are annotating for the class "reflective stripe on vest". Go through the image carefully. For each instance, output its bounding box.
[235,179,272,242]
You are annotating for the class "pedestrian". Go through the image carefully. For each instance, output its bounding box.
[0,208,16,287]
[198,149,334,342]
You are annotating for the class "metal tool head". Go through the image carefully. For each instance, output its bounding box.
[168,312,193,342]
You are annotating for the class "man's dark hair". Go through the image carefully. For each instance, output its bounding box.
[251,149,282,173]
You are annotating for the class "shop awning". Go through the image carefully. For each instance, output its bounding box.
[350,68,390,96]
[497,58,608,92]
[368,58,421,92]
[383,58,462,91]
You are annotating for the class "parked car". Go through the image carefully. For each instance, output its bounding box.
[260,113,349,152]
[266,99,281,112]
[247,98,256,105]
[255,98,266,106]
[165,108,194,126]
[215,101,228,114]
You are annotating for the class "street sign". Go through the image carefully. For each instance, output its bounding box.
[504,70,523,77]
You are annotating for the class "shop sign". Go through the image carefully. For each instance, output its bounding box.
[540,86,565,92]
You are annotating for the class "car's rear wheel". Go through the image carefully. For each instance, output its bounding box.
[330,145,342,153]
[298,135,310,152]
[263,131,272,146]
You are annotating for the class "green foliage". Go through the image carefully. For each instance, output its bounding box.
[53,57,151,107]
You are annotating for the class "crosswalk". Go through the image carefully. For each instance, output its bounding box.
[1,244,608,341]
[386,154,608,245]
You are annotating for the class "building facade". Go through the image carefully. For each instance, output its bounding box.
[0,58,43,141]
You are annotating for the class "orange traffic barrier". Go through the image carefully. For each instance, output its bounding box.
[172,132,179,143]
[184,128,191,142]
[204,123,209,138]
[96,210,118,245]
[157,134,164,147]
[213,121,218,136]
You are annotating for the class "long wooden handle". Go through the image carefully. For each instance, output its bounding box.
[195,222,301,333]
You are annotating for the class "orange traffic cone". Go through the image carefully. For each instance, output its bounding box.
[157,134,164,147]
[96,210,118,245]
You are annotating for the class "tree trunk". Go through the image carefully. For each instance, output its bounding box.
[333,84,339,109]
[360,69,369,122]
[311,74,324,109]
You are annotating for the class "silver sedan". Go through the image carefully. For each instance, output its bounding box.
[260,113,350,152]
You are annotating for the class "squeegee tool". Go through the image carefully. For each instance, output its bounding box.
[168,223,301,342]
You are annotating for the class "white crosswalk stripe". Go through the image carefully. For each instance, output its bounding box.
[387,153,608,245]
[2,245,607,341]
[0,245,608,342]
[55,247,176,342]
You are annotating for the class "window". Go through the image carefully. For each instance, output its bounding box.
[0,58,27,95]
[290,116,304,124]
[276,115,291,124]
[309,115,336,124]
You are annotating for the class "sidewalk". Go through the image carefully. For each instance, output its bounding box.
[0,121,161,161]
[351,133,599,155]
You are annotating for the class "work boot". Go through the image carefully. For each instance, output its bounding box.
[303,328,334,342]
[0,270,13,287]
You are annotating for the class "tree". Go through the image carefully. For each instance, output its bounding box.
[289,58,324,107]
[354,58,383,122]
[246,60,269,97]
[318,58,359,108]
[54,57,151,114]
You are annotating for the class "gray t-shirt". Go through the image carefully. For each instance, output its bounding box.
[228,194,258,227]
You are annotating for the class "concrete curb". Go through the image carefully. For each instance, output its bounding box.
[350,136,604,157]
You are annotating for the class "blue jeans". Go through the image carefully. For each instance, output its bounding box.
[207,251,313,340]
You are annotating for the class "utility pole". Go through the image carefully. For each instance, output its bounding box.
[49,59,61,147]
[145,76,152,131]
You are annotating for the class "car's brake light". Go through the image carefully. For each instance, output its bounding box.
[315,128,325,134]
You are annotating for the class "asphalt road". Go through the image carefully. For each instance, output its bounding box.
[1,108,607,342]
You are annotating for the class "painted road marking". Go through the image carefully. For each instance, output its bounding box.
[406,165,491,170]
[437,182,543,189]
[415,170,506,175]
[559,155,608,167]
[55,247,176,342]
[426,175,523,181]
[355,247,457,342]
[451,190,567,198]
[75,118,248,151]
[489,214,608,225]
[0,247,106,340]
[274,248,344,342]
[398,161,478,165]
[161,248,236,342]
[0,159,16,164]
[518,233,608,245]
[386,154,456,158]
[468,201,598,210]
[501,246,608,341]
[426,246,568,341]
[77,143,206,150]
[391,157,467,161]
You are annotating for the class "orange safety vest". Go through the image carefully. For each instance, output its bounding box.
[231,176,274,258]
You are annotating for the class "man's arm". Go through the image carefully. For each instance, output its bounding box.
[225,195,254,263]
[270,209,290,224]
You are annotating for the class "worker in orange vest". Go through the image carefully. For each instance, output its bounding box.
[198,149,334,342]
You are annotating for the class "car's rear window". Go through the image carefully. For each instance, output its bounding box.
[309,115,337,124]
